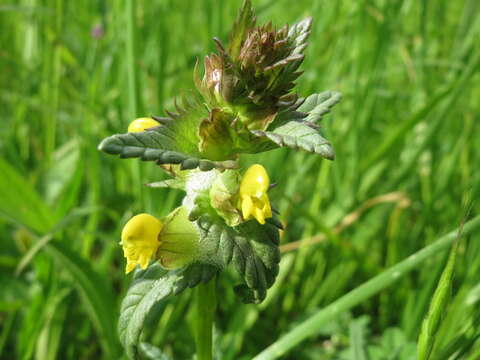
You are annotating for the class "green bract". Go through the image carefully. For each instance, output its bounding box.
[98,0,341,168]
[99,1,341,358]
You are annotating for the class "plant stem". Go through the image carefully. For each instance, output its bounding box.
[44,0,63,165]
[125,0,138,119]
[194,279,216,360]
[253,215,480,360]
[125,0,145,207]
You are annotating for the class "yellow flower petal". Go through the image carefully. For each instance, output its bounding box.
[254,206,266,224]
[121,213,163,274]
[125,261,136,274]
[241,195,254,220]
[239,164,270,198]
[238,164,272,224]
[261,193,272,218]
[127,117,159,133]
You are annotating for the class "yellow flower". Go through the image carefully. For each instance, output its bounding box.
[239,164,272,224]
[127,117,159,133]
[121,213,162,274]
[120,207,200,274]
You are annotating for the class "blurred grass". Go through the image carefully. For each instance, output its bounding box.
[1,0,479,359]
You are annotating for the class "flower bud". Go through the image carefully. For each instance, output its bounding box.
[127,117,159,133]
[238,164,272,224]
[209,169,243,226]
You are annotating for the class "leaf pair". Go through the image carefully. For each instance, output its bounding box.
[98,91,340,169]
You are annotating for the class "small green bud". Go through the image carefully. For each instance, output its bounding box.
[209,170,243,226]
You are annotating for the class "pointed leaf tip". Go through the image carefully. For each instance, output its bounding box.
[98,136,122,154]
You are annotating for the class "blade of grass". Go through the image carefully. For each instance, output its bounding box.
[360,86,452,172]
[42,0,63,164]
[0,158,56,232]
[417,238,458,360]
[0,311,16,354]
[125,0,139,119]
[44,242,121,358]
[253,215,480,360]
[124,0,145,208]
[387,45,480,190]
[417,209,470,360]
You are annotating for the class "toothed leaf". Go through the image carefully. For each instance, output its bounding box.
[288,17,313,55]
[195,215,280,304]
[118,264,217,359]
[251,120,335,160]
[98,119,237,171]
[297,91,342,123]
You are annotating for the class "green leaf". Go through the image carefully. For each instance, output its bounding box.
[0,161,121,356]
[246,91,341,159]
[0,158,56,233]
[251,120,335,160]
[98,127,237,171]
[119,263,217,359]
[98,101,238,171]
[297,91,342,123]
[349,316,370,360]
[45,242,121,358]
[43,139,80,206]
[196,215,280,303]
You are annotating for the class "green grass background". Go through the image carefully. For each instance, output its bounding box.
[1,0,480,359]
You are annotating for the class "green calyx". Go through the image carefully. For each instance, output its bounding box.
[156,206,201,269]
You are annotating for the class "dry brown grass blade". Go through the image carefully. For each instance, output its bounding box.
[280,191,411,253]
